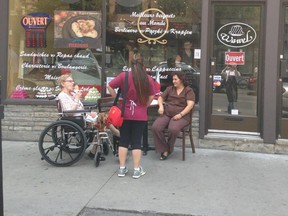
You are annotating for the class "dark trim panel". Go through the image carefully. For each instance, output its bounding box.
[0,0,8,103]
[199,0,210,138]
[262,0,281,143]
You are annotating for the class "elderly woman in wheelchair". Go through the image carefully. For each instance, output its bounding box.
[38,74,119,167]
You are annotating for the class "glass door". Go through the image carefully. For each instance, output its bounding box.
[209,3,263,133]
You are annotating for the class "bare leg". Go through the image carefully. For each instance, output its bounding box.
[108,125,120,137]
[132,149,142,168]
[118,146,128,167]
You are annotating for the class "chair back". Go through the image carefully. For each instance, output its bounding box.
[180,107,195,160]
[183,107,194,130]
[55,98,63,114]
[97,97,115,113]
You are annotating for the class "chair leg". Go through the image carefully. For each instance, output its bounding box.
[182,131,185,161]
[189,129,195,153]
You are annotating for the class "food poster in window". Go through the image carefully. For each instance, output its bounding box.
[54,10,101,49]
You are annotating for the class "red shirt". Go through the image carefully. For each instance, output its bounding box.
[109,71,156,121]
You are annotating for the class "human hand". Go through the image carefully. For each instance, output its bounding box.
[75,90,82,99]
[73,88,82,101]
[158,107,164,115]
[172,113,182,120]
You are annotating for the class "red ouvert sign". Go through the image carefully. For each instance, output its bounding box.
[21,13,51,48]
[225,52,245,65]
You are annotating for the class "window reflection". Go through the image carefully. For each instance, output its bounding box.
[8,0,102,99]
[106,0,201,100]
[7,0,202,100]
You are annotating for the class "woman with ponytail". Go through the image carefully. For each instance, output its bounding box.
[107,53,156,179]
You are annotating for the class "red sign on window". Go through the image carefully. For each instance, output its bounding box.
[225,52,245,65]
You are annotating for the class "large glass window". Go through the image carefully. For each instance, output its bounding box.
[8,0,102,100]
[106,0,201,101]
[7,0,201,101]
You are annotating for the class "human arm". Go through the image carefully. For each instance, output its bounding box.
[57,92,85,116]
[107,72,125,98]
[106,84,117,97]
[147,76,158,106]
[237,70,241,76]
[147,95,154,106]
[58,92,82,111]
[157,96,165,115]
[221,66,228,74]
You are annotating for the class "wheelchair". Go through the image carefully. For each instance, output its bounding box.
[38,98,116,167]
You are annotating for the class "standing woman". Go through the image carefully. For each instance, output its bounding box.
[107,53,156,179]
[221,64,241,113]
[152,71,195,160]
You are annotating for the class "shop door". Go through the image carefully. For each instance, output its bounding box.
[279,4,288,138]
[209,3,263,133]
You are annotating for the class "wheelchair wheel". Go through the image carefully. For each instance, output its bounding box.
[39,120,87,167]
[94,143,102,167]
[102,141,109,155]
[94,152,101,167]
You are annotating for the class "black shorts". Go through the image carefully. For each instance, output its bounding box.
[119,120,146,150]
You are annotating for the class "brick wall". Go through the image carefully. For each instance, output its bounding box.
[2,105,59,141]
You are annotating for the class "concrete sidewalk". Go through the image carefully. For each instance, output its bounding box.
[3,141,288,216]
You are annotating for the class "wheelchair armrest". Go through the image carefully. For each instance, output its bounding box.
[61,109,91,115]
[48,95,57,100]
[82,101,97,109]
[82,101,97,106]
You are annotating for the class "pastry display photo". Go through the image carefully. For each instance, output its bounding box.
[62,15,101,39]
[54,10,101,48]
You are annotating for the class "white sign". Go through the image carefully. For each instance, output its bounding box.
[217,22,257,48]
[194,49,201,59]
[231,109,239,115]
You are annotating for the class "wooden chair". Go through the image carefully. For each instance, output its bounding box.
[179,109,195,161]
[165,108,195,161]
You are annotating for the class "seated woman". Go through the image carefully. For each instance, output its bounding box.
[152,71,195,160]
[57,74,119,159]
[57,74,98,120]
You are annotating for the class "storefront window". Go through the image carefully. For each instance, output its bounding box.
[106,0,201,100]
[8,0,102,100]
[7,0,201,101]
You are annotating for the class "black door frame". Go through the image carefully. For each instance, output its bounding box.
[199,0,280,144]
[206,1,265,133]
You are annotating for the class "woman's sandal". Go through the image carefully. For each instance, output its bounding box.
[160,152,169,160]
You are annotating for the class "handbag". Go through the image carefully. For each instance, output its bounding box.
[107,72,128,127]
